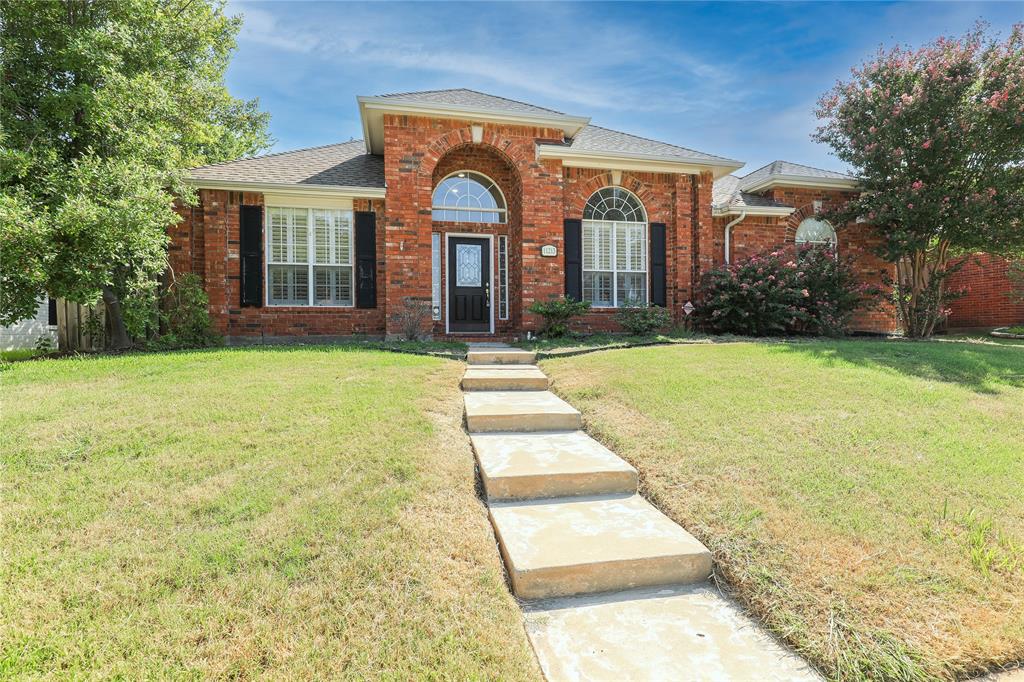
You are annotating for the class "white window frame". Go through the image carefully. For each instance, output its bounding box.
[431,170,507,224]
[581,187,649,309]
[265,206,355,308]
[795,217,838,252]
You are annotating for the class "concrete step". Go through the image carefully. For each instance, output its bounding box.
[467,349,536,365]
[471,431,637,500]
[489,494,711,600]
[464,391,581,433]
[462,365,549,391]
[524,584,821,681]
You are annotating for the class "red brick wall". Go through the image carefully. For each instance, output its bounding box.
[383,115,568,337]
[946,254,1024,328]
[709,186,897,333]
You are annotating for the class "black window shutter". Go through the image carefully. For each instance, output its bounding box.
[47,297,58,326]
[564,218,582,301]
[239,205,263,307]
[650,222,667,307]
[355,211,377,309]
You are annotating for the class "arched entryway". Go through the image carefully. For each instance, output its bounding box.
[428,143,523,336]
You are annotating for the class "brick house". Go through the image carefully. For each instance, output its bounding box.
[177,89,896,341]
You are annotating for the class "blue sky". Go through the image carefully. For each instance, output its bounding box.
[226,1,1021,176]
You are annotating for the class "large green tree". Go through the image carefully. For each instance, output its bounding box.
[1,0,269,347]
[814,24,1024,337]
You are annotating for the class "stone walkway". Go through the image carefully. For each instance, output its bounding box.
[462,343,820,681]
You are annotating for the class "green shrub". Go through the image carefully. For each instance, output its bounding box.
[149,273,220,349]
[615,303,672,335]
[697,245,873,336]
[528,297,591,337]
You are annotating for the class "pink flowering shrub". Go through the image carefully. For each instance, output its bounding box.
[697,245,874,336]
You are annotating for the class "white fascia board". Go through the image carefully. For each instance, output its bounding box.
[713,204,796,217]
[537,145,744,179]
[358,96,590,154]
[185,177,386,199]
[740,175,859,193]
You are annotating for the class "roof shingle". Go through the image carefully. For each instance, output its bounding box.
[564,125,739,165]
[189,140,384,188]
[373,88,569,117]
[739,160,853,190]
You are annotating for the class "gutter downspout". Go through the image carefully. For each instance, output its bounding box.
[723,211,746,264]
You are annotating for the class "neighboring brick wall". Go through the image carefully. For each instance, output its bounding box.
[946,253,1024,328]
[708,186,898,333]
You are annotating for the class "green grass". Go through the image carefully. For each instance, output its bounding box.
[1,348,48,362]
[0,346,536,679]
[542,338,1024,681]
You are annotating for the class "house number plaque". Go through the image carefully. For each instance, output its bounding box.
[541,245,557,257]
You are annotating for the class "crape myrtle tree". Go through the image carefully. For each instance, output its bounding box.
[0,0,270,348]
[814,23,1024,337]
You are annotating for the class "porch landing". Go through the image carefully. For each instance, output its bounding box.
[462,343,820,680]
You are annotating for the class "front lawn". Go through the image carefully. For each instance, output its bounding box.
[542,339,1024,681]
[0,347,537,678]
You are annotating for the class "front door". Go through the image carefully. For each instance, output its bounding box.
[448,236,491,333]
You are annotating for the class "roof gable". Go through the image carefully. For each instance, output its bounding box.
[739,160,856,193]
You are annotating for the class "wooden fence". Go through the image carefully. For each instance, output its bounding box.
[56,299,105,352]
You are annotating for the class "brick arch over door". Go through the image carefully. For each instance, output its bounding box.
[421,130,528,335]
[430,144,523,225]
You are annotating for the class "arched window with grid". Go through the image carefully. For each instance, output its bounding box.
[582,187,648,307]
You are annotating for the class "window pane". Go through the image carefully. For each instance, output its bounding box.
[292,209,308,263]
[616,224,646,271]
[268,265,308,305]
[314,266,352,306]
[583,221,613,271]
[584,187,646,222]
[314,209,330,264]
[269,209,288,263]
[336,212,352,265]
[617,272,647,305]
[584,271,613,307]
[431,171,506,224]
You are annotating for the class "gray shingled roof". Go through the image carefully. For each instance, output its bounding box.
[565,125,739,164]
[712,175,793,212]
[739,160,853,190]
[189,140,384,188]
[374,88,568,117]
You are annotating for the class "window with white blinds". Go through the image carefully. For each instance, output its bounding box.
[266,207,354,306]
[582,187,648,307]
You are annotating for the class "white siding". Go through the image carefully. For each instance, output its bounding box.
[1,299,57,351]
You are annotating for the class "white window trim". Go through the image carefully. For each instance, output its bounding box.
[431,170,508,224]
[265,206,356,308]
[498,235,509,320]
[582,219,649,308]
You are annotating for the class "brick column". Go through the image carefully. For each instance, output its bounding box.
[671,174,694,322]
[201,189,231,335]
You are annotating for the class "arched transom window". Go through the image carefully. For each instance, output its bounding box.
[582,187,648,307]
[432,171,506,224]
[795,218,837,248]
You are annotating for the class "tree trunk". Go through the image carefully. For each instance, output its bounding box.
[101,284,132,350]
[896,240,951,338]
